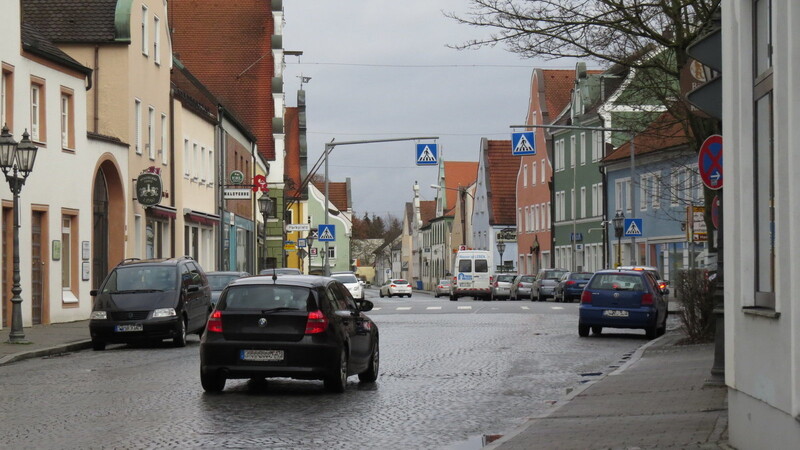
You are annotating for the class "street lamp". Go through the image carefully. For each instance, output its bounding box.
[496,241,506,273]
[0,125,39,343]
[613,210,625,268]
[306,228,317,274]
[257,193,274,271]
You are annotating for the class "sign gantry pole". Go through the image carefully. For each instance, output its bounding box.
[322,136,438,276]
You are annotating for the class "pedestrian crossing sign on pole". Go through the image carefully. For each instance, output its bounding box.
[318,224,336,242]
[416,143,438,166]
[511,132,536,156]
[624,218,643,237]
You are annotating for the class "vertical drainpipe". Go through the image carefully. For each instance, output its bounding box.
[169,87,176,257]
[217,107,225,271]
[252,141,257,275]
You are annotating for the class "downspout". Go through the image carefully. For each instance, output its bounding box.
[217,106,225,271]
[252,141,257,275]
[169,87,176,257]
[93,46,99,132]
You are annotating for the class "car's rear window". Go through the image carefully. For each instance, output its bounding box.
[475,260,489,273]
[207,275,241,290]
[439,279,451,285]
[220,285,313,310]
[571,273,594,281]
[393,279,408,285]
[544,270,567,279]
[521,276,534,282]
[332,274,358,284]
[588,274,645,291]
[497,275,515,282]
[458,260,471,272]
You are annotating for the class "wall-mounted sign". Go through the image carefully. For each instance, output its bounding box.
[229,170,245,185]
[223,188,251,200]
[136,172,163,207]
[286,224,311,232]
[496,228,517,242]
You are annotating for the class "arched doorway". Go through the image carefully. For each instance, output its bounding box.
[92,161,125,289]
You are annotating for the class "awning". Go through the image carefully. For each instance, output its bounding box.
[147,205,177,220]
[184,209,220,227]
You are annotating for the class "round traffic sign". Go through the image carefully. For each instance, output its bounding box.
[698,135,723,190]
[711,195,720,229]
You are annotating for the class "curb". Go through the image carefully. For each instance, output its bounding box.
[0,340,93,366]
[483,329,677,449]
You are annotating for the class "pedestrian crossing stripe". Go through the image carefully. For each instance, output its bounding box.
[426,306,442,310]
[625,221,642,236]
[457,306,472,310]
[396,307,412,310]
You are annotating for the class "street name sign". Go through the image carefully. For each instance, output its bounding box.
[286,224,310,232]
[511,131,536,155]
[224,188,251,200]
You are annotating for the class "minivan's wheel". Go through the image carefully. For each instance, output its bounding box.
[200,369,226,393]
[359,340,380,383]
[537,290,544,302]
[592,326,602,335]
[646,322,658,340]
[379,290,384,298]
[450,294,457,301]
[578,324,590,337]
[657,316,667,336]
[173,317,187,347]
[325,348,348,393]
[91,339,106,351]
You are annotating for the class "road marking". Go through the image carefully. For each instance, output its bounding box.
[372,307,381,311]
[551,306,564,310]
[520,306,530,310]
[397,307,412,311]
[457,306,472,310]
[426,306,442,310]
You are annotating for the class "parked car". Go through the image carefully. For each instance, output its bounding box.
[578,269,668,339]
[490,274,517,301]
[531,268,569,301]
[617,265,669,293]
[449,250,493,300]
[89,256,212,350]
[206,271,250,307]
[509,274,535,300]
[199,274,379,393]
[379,279,412,298]
[554,271,594,303]
[434,279,451,298]
[259,268,302,276]
[331,271,365,300]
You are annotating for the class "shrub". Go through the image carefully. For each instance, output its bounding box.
[675,269,716,343]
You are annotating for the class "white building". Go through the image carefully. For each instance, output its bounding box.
[724,1,800,447]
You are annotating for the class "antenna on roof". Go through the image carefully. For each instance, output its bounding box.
[272,267,278,284]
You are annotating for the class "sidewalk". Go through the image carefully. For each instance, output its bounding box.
[488,329,731,450]
[0,320,92,366]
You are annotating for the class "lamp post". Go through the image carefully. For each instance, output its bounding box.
[613,210,625,268]
[306,228,317,274]
[496,241,506,273]
[0,125,39,343]
[257,192,274,271]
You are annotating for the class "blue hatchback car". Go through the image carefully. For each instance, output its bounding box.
[578,269,668,339]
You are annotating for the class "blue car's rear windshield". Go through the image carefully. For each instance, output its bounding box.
[588,274,645,291]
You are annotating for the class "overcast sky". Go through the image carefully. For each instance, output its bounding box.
[281,1,572,219]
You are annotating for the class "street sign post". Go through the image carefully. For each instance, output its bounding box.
[511,131,536,155]
[699,135,723,190]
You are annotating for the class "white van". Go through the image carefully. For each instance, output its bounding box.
[450,250,493,301]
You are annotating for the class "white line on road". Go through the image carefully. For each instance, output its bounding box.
[397,307,412,311]
[426,306,442,310]
[551,306,564,310]
[457,306,472,310]
[520,306,530,310]
[372,307,381,311]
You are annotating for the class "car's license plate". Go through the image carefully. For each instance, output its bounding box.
[114,324,143,332]
[577,283,586,288]
[241,349,284,362]
[603,310,629,318]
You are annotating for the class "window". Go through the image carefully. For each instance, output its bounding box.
[30,79,46,142]
[545,202,551,229]
[753,0,773,307]
[615,178,632,213]
[183,139,190,176]
[570,188,575,220]
[153,16,161,65]
[200,147,207,182]
[592,184,599,216]
[532,162,537,185]
[652,176,661,209]
[597,183,603,215]
[670,171,681,206]
[570,136,576,168]
[160,114,168,165]
[147,106,155,159]
[60,89,74,149]
[327,246,336,259]
[541,158,546,182]
[61,214,79,301]
[555,139,565,171]
[580,132,586,165]
[580,186,586,218]
[523,164,527,187]
[192,143,199,179]
[592,131,602,162]
[1,66,12,131]
[524,206,529,232]
[640,174,650,211]
[134,99,142,154]
[141,5,149,56]
[534,205,539,231]
[207,149,214,186]
[555,191,565,221]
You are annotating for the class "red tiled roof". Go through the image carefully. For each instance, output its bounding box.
[604,112,691,162]
[21,0,118,43]
[484,140,518,226]
[170,0,276,160]
[419,200,437,227]
[312,180,349,212]
[540,70,574,121]
[443,161,478,216]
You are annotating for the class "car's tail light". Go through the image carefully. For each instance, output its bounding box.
[493,281,498,287]
[566,280,576,286]
[489,275,494,284]
[305,310,329,334]
[581,290,592,304]
[207,310,223,333]
[518,283,523,288]
[390,284,397,288]
[659,282,667,290]
[641,293,654,305]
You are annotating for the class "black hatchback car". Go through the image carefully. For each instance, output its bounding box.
[200,274,379,393]
[89,257,212,350]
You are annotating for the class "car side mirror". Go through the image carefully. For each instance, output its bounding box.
[356,299,374,312]
[90,289,98,296]
[186,285,200,293]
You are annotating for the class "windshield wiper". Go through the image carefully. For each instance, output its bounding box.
[109,289,164,294]
[261,307,300,313]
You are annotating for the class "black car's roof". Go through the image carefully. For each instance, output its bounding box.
[207,271,250,276]
[115,257,195,267]
[227,274,332,289]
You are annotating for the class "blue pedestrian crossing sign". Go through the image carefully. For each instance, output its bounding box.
[511,131,536,156]
[624,218,643,237]
[318,224,336,242]
[416,144,438,166]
